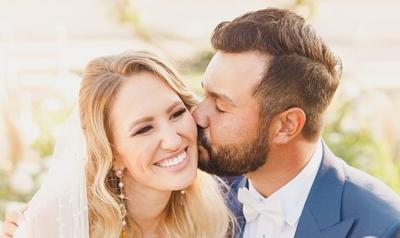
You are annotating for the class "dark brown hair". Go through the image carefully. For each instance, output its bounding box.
[211,8,342,139]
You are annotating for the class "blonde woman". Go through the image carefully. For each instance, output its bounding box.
[6,51,235,238]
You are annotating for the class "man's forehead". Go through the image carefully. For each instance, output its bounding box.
[202,51,267,94]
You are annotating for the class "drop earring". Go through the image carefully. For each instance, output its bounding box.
[115,169,127,227]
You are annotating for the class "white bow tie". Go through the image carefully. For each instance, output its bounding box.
[238,187,285,233]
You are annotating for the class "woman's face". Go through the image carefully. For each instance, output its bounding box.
[110,72,198,191]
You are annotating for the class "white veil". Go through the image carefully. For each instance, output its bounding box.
[15,106,89,238]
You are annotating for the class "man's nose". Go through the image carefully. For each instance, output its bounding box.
[192,103,209,129]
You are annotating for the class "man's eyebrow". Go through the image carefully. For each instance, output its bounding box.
[208,91,235,107]
[201,81,235,106]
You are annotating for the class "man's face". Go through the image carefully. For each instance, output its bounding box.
[192,51,271,176]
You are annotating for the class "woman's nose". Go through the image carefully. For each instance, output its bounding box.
[160,125,182,151]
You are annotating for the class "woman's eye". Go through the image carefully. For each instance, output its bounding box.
[133,126,153,136]
[171,108,187,119]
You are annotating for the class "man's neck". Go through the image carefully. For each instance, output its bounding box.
[124,175,171,235]
[245,140,318,197]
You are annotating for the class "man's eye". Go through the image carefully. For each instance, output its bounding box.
[133,126,153,136]
[215,105,225,113]
[171,108,187,119]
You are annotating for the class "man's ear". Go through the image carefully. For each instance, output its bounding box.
[269,107,306,144]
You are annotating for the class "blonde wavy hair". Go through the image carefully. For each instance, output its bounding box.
[79,51,235,237]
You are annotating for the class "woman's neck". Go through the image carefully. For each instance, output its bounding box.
[123,175,172,235]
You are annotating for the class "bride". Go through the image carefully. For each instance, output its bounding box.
[6,51,235,238]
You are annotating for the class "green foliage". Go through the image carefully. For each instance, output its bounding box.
[180,50,214,75]
[323,100,400,192]
[0,98,71,220]
[113,0,153,42]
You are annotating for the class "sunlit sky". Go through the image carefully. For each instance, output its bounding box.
[1,0,400,109]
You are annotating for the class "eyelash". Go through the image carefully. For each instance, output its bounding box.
[215,105,225,113]
[134,125,153,136]
[170,108,187,119]
[132,108,187,136]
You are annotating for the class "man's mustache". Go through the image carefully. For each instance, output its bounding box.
[197,126,212,152]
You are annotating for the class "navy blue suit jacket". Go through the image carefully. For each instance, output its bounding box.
[225,143,400,238]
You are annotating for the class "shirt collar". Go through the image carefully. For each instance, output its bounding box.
[247,140,323,226]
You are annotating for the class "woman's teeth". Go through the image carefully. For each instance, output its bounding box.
[156,151,187,168]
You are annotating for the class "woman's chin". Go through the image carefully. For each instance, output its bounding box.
[159,168,197,192]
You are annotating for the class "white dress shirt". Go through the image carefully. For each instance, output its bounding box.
[241,141,323,238]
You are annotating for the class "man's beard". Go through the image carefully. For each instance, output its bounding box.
[197,124,269,176]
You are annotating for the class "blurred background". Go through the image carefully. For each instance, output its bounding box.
[1,0,400,228]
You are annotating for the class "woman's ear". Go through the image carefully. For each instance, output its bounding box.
[270,107,306,144]
[113,153,126,171]
[113,163,125,172]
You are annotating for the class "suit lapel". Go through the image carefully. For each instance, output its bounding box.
[295,142,355,238]
[295,206,355,238]
[320,218,355,238]
[293,206,320,238]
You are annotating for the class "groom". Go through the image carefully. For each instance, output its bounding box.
[194,8,400,238]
